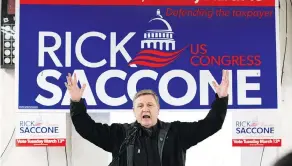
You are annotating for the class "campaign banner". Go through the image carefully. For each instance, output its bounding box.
[17,0,279,111]
[15,113,66,147]
[232,111,281,147]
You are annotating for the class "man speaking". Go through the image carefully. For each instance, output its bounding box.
[66,70,229,166]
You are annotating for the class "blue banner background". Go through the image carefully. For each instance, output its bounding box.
[18,5,278,110]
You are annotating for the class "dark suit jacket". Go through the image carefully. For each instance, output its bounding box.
[70,94,228,166]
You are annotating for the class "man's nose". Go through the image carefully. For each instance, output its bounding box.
[142,107,149,112]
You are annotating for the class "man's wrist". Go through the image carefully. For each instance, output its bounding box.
[71,98,81,102]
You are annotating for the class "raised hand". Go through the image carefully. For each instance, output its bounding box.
[212,70,229,98]
[65,73,86,102]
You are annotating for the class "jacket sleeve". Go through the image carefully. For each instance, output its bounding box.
[177,94,228,150]
[70,98,123,153]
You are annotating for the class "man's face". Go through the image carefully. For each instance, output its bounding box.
[133,94,159,128]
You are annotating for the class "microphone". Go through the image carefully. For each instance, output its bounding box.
[108,123,140,166]
[118,124,139,153]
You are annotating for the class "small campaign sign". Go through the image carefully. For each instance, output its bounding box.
[232,111,281,147]
[15,113,66,147]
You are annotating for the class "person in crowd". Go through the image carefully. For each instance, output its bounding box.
[65,70,229,166]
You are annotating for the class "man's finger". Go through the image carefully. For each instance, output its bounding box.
[225,70,230,84]
[223,70,227,81]
[73,73,78,85]
[219,69,225,85]
[225,70,229,85]
[67,73,72,85]
[212,81,218,89]
[80,84,86,95]
[66,76,71,86]
[64,82,71,90]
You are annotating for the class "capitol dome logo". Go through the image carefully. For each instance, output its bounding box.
[128,9,187,68]
[141,9,175,51]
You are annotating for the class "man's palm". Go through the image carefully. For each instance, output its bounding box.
[65,73,86,102]
[212,70,229,98]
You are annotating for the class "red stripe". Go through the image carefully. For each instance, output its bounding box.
[132,55,178,63]
[137,45,188,57]
[20,0,275,6]
[128,56,179,67]
[232,139,281,147]
[16,138,66,147]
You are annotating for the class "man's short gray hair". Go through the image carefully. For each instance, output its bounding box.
[132,89,160,107]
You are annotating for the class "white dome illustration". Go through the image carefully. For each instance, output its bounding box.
[141,9,175,51]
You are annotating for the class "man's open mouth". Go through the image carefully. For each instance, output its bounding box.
[142,115,150,119]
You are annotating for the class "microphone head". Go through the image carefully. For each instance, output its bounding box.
[129,122,141,134]
[132,122,142,130]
